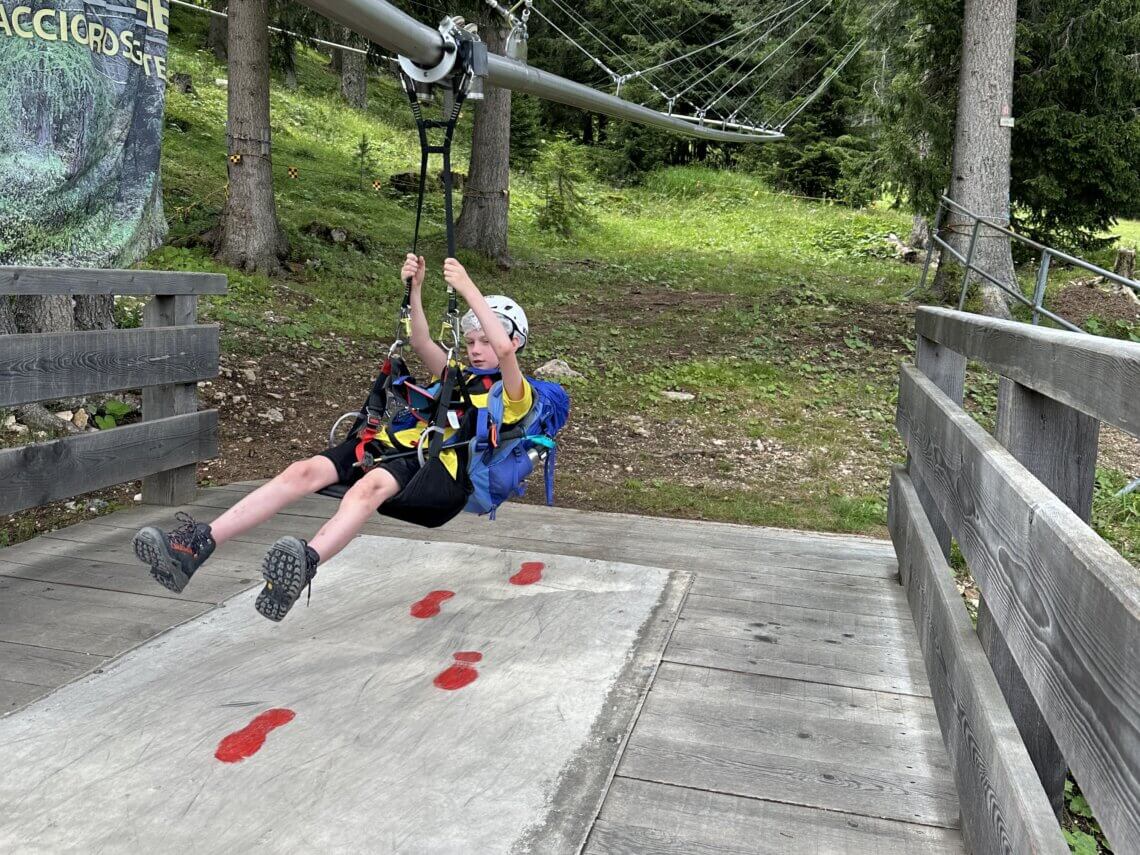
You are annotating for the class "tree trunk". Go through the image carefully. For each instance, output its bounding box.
[216,0,287,275]
[339,30,368,109]
[328,20,343,73]
[456,12,511,266]
[284,40,298,91]
[73,297,116,330]
[1114,247,1136,281]
[14,295,74,334]
[942,0,1018,318]
[909,214,930,250]
[208,0,228,62]
[0,297,16,335]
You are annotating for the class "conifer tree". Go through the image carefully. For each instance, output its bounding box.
[216,0,288,274]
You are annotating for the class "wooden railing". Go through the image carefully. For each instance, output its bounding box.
[889,306,1140,854]
[0,267,228,515]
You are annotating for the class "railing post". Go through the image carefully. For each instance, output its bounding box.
[1031,251,1052,326]
[909,335,966,566]
[141,294,200,505]
[957,219,983,311]
[918,202,946,293]
[977,377,1101,817]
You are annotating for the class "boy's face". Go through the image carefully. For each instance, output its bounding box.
[464,329,518,370]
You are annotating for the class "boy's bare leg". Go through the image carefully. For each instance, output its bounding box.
[253,469,400,622]
[133,455,340,594]
[209,456,340,546]
[307,468,401,563]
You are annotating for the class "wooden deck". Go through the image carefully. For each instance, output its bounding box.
[0,483,965,853]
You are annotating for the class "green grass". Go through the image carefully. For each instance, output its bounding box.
[1111,218,1140,249]
[147,12,1136,557]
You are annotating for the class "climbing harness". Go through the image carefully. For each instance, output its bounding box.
[315,17,569,526]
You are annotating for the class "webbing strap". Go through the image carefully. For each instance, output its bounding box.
[400,70,471,351]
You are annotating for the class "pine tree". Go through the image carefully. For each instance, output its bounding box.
[456,5,513,265]
[1011,0,1140,248]
[216,0,288,274]
[870,0,1140,253]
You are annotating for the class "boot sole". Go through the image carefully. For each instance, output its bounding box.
[256,537,310,622]
[133,528,190,594]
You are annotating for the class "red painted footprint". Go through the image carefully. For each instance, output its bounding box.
[215,708,295,763]
[434,651,483,691]
[509,561,545,586]
[410,590,455,619]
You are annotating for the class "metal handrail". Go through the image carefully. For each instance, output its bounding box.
[919,195,1140,334]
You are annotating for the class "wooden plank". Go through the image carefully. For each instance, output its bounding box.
[181,489,901,578]
[0,641,105,688]
[912,334,967,563]
[689,573,905,618]
[0,412,218,516]
[0,577,209,658]
[915,305,1140,438]
[981,377,1101,816]
[1,680,49,715]
[633,674,951,779]
[22,525,270,571]
[897,363,1140,848]
[209,481,900,560]
[890,467,1068,854]
[588,777,966,855]
[0,325,219,407]
[0,267,227,296]
[142,296,202,505]
[652,662,941,731]
[665,626,931,697]
[679,594,924,656]
[617,731,961,828]
[0,557,254,606]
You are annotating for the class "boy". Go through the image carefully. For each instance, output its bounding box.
[132,255,532,622]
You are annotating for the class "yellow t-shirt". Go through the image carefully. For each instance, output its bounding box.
[377,367,533,478]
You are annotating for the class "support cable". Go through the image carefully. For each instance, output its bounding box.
[539,0,681,110]
[756,0,894,129]
[623,0,813,86]
[670,0,815,105]
[170,0,372,55]
[703,0,834,114]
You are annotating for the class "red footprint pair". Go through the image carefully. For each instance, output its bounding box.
[214,560,545,762]
[412,561,545,690]
[408,561,544,620]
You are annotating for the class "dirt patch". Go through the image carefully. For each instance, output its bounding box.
[1051,279,1140,327]
[554,283,740,328]
[1101,425,1140,476]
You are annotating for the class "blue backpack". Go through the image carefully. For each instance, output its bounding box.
[465,377,570,518]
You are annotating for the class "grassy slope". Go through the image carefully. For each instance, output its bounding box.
[151,13,1137,559]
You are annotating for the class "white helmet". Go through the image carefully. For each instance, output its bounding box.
[461,295,529,351]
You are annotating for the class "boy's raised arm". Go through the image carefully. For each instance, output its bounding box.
[401,253,448,378]
[442,258,526,401]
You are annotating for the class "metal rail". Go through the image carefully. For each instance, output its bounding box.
[919,195,1140,334]
[295,0,784,143]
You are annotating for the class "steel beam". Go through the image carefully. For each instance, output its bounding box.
[296,0,784,143]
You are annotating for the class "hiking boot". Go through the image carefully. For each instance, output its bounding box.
[133,512,216,594]
[255,536,320,622]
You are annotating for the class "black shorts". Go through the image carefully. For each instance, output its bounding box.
[317,438,470,529]
[318,439,420,490]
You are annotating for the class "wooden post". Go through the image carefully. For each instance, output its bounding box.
[141,295,200,505]
[978,377,1100,817]
[910,335,967,561]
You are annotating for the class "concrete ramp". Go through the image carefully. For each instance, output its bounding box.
[0,536,686,854]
